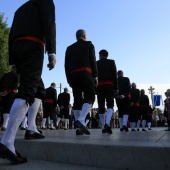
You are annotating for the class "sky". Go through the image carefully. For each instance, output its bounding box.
[1,0,170,110]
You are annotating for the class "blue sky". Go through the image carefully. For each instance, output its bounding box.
[1,0,169,110]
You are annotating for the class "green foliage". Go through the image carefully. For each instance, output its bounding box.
[155,107,163,114]
[0,13,10,78]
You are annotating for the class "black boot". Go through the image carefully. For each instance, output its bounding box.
[123,125,129,132]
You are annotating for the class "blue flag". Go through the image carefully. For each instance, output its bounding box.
[153,95,162,106]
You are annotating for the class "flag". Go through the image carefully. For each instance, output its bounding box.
[153,95,162,106]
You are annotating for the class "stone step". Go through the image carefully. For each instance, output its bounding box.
[0,128,170,170]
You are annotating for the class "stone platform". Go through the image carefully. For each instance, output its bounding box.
[0,127,170,170]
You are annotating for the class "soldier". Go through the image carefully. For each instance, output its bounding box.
[57,88,70,130]
[41,83,57,130]
[164,89,170,131]
[147,105,155,130]
[96,49,118,134]
[0,66,18,131]
[139,89,150,131]
[65,29,98,135]
[129,83,140,131]
[115,70,131,132]
[0,0,56,164]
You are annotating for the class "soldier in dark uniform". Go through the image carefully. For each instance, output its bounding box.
[57,88,70,130]
[115,70,131,132]
[0,97,2,127]
[0,0,56,164]
[129,83,140,131]
[164,92,168,130]
[0,66,18,131]
[164,90,170,131]
[65,29,98,135]
[139,89,149,131]
[147,105,155,130]
[96,49,118,134]
[41,83,57,130]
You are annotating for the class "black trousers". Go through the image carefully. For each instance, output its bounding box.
[10,40,45,105]
[58,107,70,119]
[71,72,95,110]
[146,114,152,122]
[116,98,130,118]
[97,85,114,113]
[1,92,16,114]
[139,106,148,120]
[129,105,139,122]
[43,103,56,120]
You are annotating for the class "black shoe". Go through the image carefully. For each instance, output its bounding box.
[38,129,42,134]
[64,128,68,130]
[42,127,47,130]
[50,127,55,130]
[20,127,27,130]
[76,129,83,135]
[1,127,6,131]
[131,129,136,131]
[165,128,170,131]
[25,130,45,140]
[120,128,123,132]
[104,124,112,134]
[75,120,90,135]
[102,129,107,133]
[56,126,59,130]
[123,125,129,132]
[0,143,27,164]
[142,129,147,131]
[148,128,152,130]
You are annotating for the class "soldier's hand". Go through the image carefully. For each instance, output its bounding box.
[47,53,56,70]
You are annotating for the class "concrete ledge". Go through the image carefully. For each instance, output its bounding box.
[9,128,170,170]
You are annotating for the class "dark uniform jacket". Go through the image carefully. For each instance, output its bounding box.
[65,39,98,85]
[44,87,57,107]
[9,0,56,64]
[139,94,149,107]
[116,76,131,114]
[139,94,150,116]
[130,88,140,104]
[117,76,131,97]
[97,58,118,90]
[58,92,70,107]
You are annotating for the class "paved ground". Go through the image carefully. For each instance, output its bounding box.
[0,127,170,170]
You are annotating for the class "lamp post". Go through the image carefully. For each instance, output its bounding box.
[148,86,155,106]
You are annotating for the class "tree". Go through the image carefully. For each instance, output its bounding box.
[154,108,163,114]
[0,13,10,78]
